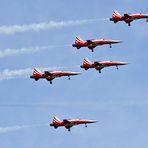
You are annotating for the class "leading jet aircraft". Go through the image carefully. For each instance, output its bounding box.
[110,10,148,26]
[50,116,97,131]
[30,68,81,84]
[80,58,128,73]
[72,36,122,52]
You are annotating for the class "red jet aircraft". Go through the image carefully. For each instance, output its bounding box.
[50,116,97,131]
[72,36,122,52]
[110,10,148,26]
[80,58,128,73]
[30,68,81,84]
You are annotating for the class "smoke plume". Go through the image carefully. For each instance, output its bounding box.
[0,19,100,35]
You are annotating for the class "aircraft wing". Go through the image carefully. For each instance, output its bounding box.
[86,40,95,44]
[63,119,71,124]
[44,71,53,76]
[44,71,56,82]
[94,62,104,71]
[94,61,103,66]
[124,13,132,19]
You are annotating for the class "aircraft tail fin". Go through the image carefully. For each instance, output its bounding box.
[75,36,85,44]
[83,58,92,66]
[53,116,62,123]
[33,68,43,77]
[112,10,122,18]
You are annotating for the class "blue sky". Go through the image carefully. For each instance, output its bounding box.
[0,0,148,148]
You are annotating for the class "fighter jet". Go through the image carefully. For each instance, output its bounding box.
[30,68,81,84]
[110,10,148,26]
[50,116,97,131]
[72,36,122,52]
[80,58,128,73]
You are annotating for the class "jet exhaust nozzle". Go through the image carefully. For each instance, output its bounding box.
[50,123,54,127]
[30,75,34,79]
[80,65,84,68]
[72,44,76,47]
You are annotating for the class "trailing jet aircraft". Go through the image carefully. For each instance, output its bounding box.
[72,36,122,52]
[30,68,81,84]
[110,10,148,26]
[50,116,97,131]
[80,58,128,73]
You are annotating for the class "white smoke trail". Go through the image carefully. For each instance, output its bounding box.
[0,66,80,81]
[0,68,53,80]
[0,19,106,35]
[0,123,49,134]
[0,44,70,58]
[0,68,32,80]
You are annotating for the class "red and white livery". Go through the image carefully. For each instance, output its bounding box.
[72,36,122,52]
[80,58,128,73]
[110,10,148,26]
[50,116,97,131]
[30,68,81,84]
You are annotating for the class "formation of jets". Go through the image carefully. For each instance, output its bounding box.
[30,56,128,84]
[72,36,122,52]
[29,10,147,131]
[50,116,97,131]
[110,10,148,26]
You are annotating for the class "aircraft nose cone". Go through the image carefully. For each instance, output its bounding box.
[76,72,82,75]
[91,120,98,123]
[114,40,123,43]
[123,62,128,65]
[118,40,123,43]
[118,62,129,65]
[87,120,98,124]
